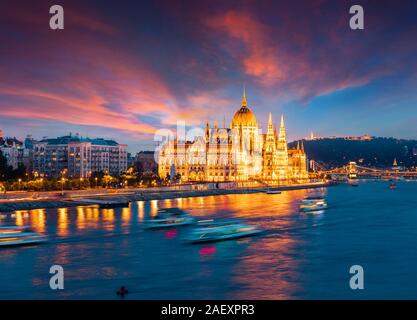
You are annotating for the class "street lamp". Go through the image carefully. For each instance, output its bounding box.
[60,169,67,195]
[61,177,65,195]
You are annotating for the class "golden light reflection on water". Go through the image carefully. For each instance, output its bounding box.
[137,201,145,221]
[150,200,159,217]
[160,190,318,299]
[102,209,115,231]
[6,188,330,298]
[57,208,68,236]
[77,206,86,229]
[76,206,100,230]
[14,210,26,226]
[30,209,46,233]
[121,207,131,226]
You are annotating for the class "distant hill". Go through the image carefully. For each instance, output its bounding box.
[289,137,417,169]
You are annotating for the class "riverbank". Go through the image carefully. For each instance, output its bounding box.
[0,182,328,212]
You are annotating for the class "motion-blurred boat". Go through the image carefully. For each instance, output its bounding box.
[389,182,397,190]
[0,226,47,247]
[185,220,263,243]
[264,189,282,194]
[144,208,195,229]
[300,197,328,212]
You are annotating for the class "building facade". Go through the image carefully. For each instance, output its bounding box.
[158,93,309,184]
[0,135,30,170]
[33,135,127,178]
[135,151,158,174]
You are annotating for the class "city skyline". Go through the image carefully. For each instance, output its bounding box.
[1,0,417,153]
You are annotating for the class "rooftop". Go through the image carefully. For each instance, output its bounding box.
[39,135,120,146]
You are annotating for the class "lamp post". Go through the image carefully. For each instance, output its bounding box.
[60,169,67,196]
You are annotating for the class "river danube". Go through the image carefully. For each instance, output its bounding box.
[1,181,417,299]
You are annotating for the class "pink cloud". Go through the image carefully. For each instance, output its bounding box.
[0,1,214,138]
[203,6,405,101]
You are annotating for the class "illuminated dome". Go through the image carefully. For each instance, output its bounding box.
[231,91,258,128]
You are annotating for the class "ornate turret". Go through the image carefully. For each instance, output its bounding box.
[242,86,247,107]
[277,114,287,150]
[265,112,276,153]
[231,89,258,128]
[205,121,210,143]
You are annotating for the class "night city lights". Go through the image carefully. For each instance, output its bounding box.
[1,0,417,316]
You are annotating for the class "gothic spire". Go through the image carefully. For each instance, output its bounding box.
[242,86,247,108]
[280,114,285,128]
[267,112,273,133]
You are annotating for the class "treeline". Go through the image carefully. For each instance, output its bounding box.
[289,137,417,168]
[0,150,26,181]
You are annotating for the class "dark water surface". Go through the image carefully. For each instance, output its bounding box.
[1,181,417,299]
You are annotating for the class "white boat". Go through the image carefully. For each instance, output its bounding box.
[300,197,328,212]
[144,208,195,229]
[264,189,282,194]
[185,221,263,243]
[0,226,47,247]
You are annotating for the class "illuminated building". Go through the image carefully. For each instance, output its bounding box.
[158,91,309,184]
[33,134,128,178]
[0,134,30,170]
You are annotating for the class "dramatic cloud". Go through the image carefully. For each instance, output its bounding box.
[1,0,417,150]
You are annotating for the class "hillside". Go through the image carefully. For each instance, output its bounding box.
[289,137,417,169]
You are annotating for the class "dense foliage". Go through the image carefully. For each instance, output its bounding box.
[289,137,417,169]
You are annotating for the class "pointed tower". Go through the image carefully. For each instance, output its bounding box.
[276,114,288,181]
[267,113,273,133]
[262,112,276,180]
[205,121,210,143]
[242,86,247,108]
[277,115,288,151]
[265,112,275,153]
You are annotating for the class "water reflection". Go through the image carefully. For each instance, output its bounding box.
[137,201,145,221]
[30,209,46,233]
[102,209,115,231]
[2,185,374,299]
[121,207,131,227]
[57,208,68,236]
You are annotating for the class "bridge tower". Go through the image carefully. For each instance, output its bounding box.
[348,161,358,180]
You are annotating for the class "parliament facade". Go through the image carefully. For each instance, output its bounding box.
[158,92,309,184]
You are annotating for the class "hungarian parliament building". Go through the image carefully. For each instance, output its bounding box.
[158,92,309,184]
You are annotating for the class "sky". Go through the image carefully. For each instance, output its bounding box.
[1,0,417,152]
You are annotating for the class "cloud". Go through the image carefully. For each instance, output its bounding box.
[1,0,417,147]
[203,2,417,102]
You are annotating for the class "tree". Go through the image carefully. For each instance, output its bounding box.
[90,171,105,188]
[0,150,9,180]
[134,160,144,176]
